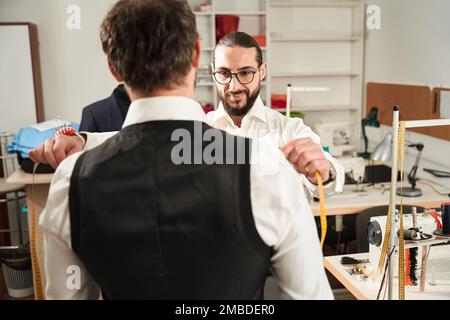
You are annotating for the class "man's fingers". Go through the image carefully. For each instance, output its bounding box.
[305,160,330,182]
[281,138,331,182]
[28,146,47,164]
[286,145,319,166]
[66,145,80,157]
[53,137,71,165]
[295,149,325,171]
[282,137,313,149]
[280,142,295,157]
[281,137,317,157]
[43,138,59,169]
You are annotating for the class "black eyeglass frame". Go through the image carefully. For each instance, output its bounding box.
[211,68,260,85]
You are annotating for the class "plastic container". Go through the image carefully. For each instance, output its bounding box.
[271,94,287,109]
[252,35,266,48]
[0,246,34,298]
[216,15,239,43]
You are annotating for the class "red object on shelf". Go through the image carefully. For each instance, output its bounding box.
[271,94,287,109]
[215,15,239,43]
[202,103,214,114]
[199,3,212,12]
[252,35,266,48]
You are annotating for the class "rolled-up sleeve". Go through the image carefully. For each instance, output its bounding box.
[287,118,345,195]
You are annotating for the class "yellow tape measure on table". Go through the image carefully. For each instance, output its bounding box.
[316,172,327,248]
[31,162,45,300]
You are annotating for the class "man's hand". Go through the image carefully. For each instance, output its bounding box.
[280,137,331,184]
[28,135,85,169]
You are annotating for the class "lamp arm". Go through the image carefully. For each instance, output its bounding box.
[407,144,424,188]
[361,119,368,153]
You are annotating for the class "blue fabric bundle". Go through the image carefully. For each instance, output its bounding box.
[7,121,80,158]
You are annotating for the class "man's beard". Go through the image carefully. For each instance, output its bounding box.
[220,86,260,117]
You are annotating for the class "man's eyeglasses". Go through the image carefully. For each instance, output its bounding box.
[211,69,258,85]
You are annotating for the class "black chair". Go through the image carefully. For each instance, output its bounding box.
[315,215,357,255]
[355,205,426,253]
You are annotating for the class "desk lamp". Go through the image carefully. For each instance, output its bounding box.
[358,107,380,159]
[371,133,424,197]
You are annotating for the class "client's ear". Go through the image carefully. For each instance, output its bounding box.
[192,38,202,69]
[107,57,123,82]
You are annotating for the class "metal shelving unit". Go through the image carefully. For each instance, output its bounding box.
[268,0,365,152]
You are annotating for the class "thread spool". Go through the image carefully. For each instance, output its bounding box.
[434,201,450,237]
[442,202,450,234]
[397,228,417,240]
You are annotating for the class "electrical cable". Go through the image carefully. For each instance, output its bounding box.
[416,179,450,196]
[336,231,341,255]
[377,246,395,300]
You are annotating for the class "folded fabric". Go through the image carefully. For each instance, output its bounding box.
[7,120,80,158]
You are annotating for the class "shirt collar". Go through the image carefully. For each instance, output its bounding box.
[122,96,206,129]
[212,96,267,125]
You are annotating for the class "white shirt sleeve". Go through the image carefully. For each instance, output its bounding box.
[250,140,334,300]
[39,153,100,300]
[286,118,345,194]
[82,131,117,151]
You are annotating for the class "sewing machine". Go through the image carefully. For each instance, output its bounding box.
[314,121,356,157]
[340,157,366,184]
[367,210,440,276]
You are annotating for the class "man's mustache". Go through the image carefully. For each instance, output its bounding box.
[226,90,247,96]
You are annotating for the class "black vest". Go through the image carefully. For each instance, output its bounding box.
[69,121,272,299]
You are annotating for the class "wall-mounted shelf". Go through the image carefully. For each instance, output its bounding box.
[271,72,360,78]
[271,36,361,42]
[215,12,267,15]
[194,12,214,16]
[268,0,365,154]
[273,105,358,112]
[270,2,361,8]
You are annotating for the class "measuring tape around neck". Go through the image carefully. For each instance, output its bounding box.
[30,162,45,300]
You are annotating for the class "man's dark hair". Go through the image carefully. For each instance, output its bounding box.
[213,32,263,67]
[100,0,198,94]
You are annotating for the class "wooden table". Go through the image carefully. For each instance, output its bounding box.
[6,168,450,299]
[310,181,450,216]
[6,169,53,299]
[324,245,450,300]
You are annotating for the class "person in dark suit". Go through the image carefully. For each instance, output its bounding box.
[79,83,131,132]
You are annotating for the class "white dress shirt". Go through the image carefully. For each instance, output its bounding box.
[39,96,333,300]
[205,97,345,195]
[83,97,344,196]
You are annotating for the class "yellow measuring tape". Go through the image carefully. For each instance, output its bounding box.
[398,121,406,300]
[31,162,45,300]
[284,111,327,248]
[370,122,406,300]
[316,172,327,248]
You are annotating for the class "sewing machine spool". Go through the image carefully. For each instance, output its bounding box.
[434,202,450,237]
